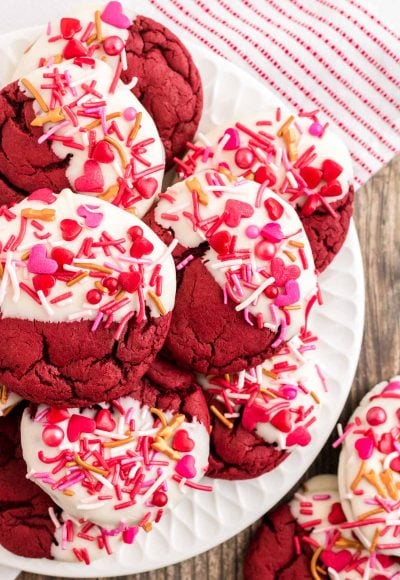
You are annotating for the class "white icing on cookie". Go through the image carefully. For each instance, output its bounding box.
[0,189,176,325]
[18,58,164,216]
[290,475,400,579]
[338,376,400,556]
[179,107,353,214]
[21,397,210,528]
[155,170,318,344]
[199,333,325,449]
[13,2,135,81]
[0,388,22,417]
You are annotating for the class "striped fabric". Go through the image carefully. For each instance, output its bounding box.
[140,0,400,188]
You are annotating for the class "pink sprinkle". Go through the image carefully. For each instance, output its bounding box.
[91,311,104,332]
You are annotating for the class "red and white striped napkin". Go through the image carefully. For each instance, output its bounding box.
[140,0,400,189]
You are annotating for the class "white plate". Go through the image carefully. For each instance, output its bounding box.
[0,25,365,578]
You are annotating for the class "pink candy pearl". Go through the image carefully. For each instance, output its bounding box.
[42,425,64,447]
[255,240,276,260]
[103,35,125,56]
[280,386,297,400]
[235,147,255,169]
[366,406,387,426]
[123,107,137,121]
[245,225,260,239]
[309,121,324,137]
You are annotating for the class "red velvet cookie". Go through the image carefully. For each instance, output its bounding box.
[0,189,176,407]
[13,2,203,168]
[244,475,400,579]
[0,58,165,215]
[177,107,354,272]
[149,170,318,375]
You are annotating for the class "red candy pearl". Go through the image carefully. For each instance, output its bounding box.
[103,277,119,293]
[103,35,125,56]
[128,226,143,240]
[42,425,64,447]
[366,406,387,426]
[235,147,255,169]
[264,284,278,299]
[86,289,102,305]
[152,490,168,507]
[255,240,276,260]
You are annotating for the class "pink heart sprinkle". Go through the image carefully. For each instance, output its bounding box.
[286,426,311,447]
[77,204,104,228]
[260,222,284,243]
[383,381,400,393]
[67,414,96,443]
[224,199,254,227]
[222,127,240,150]
[74,160,104,193]
[175,454,197,479]
[274,280,300,307]
[355,437,374,460]
[27,244,58,275]
[101,1,131,29]
[28,188,57,204]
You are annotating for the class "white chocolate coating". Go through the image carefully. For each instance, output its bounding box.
[18,58,164,216]
[21,397,210,528]
[199,334,325,450]
[338,376,400,556]
[179,107,353,211]
[155,170,318,342]
[0,189,176,323]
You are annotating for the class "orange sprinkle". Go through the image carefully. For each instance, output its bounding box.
[95,281,107,293]
[21,250,30,261]
[74,262,113,274]
[99,184,119,201]
[210,405,233,429]
[283,250,296,262]
[85,112,121,131]
[283,127,298,161]
[157,415,185,439]
[63,490,75,496]
[143,522,153,533]
[357,507,385,521]
[277,115,295,137]
[283,304,301,311]
[66,271,89,287]
[104,136,128,168]
[74,454,108,475]
[259,388,278,399]
[115,289,126,301]
[262,369,278,380]
[289,240,305,248]
[2,404,18,417]
[95,9,102,40]
[151,407,168,427]
[351,460,366,491]
[31,107,65,127]
[128,111,142,143]
[310,390,320,404]
[364,469,387,498]
[380,469,398,500]
[334,536,364,550]
[20,78,49,112]
[0,385,7,404]
[21,208,55,221]
[370,527,380,553]
[186,176,208,205]
[103,436,134,448]
[310,546,323,580]
[152,437,181,460]
[147,290,167,316]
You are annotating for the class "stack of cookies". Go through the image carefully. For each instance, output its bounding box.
[0,1,358,566]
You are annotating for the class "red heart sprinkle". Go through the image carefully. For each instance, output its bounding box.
[264,197,283,221]
[270,409,292,433]
[299,166,323,189]
[301,193,320,217]
[135,177,158,200]
[74,160,104,193]
[175,454,197,479]
[60,219,82,241]
[328,502,347,525]
[127,226,143,240]
[60,17,82,39]
[92,140,115,164]
[271,257,300,287]
[28,188,56,204]
[130,236,154,258]
[242,404,269,432]
[376,554,397,569]
[322,159,343,182]
[63,38,88,59]
[254,165,277,187]
[67,414,96,442]
[224,199,254,227]
[286,426,311,447]
[32,274,56,297]
[46,408,70,424]
[320,549,352,573]
[378,432,395,455]
[390,457,400,472]
[320,180,342,197]
[27,244,58,275]
[172,429,195,452]
[95,409,116,432]
[222,127,240,150]
[118,271,141,293]
[355,437,374,460]
[51,247,74,269]
[209,230,231,255]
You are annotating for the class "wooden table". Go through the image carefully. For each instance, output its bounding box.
[20,156,400,580]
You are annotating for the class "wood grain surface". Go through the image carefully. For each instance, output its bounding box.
[19,156,400,580]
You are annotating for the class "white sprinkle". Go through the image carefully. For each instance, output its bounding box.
[128,463,140,479]
[156,239,179,264]
[112,160,124,177]
[7,259,20,303]
[48,507,61,529]
[90,471,114,490]
[76,501,109,510]
[383,451,399,471]
[286,171,298,188]
[225,413,240,419]
[94,429,128,440]
[196,132,212,147]
[64,264,85,273]
[212,133,230,168]
[161,201,191,214]
[237,370,246,391]
[120,48,128,71]
[38,289,55,316]
[210,259,243,270]
[235,277,275,312]
[68,310,94,321]
[125,76,138,90]
[141,472,169,502]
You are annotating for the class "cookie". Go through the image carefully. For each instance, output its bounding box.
[151,169,318,375]
[201,331,326,479]
[0,188,176,407]
[178,107,354,272]
[244,475,400,579]
[338,376,400,556]
[0,57,164,214]
[13,2,203,167]
[21,364,211,528]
